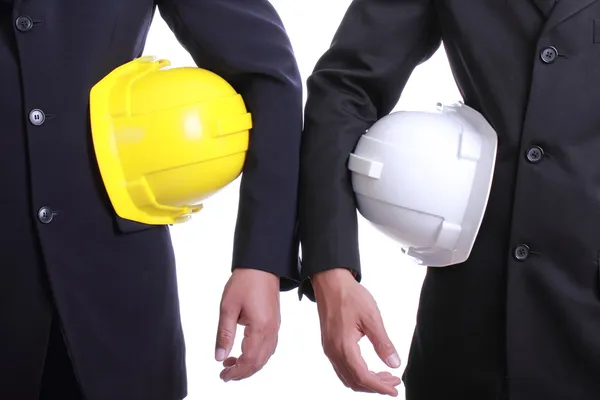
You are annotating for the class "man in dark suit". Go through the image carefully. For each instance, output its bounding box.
[1,1,302,399]
[299,1,600,399]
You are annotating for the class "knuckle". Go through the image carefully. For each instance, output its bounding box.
[375,340,393,354]
[217,328,235,342]
[253,316,279,332]
[243,359,264,373]
[242,355,259,366]
[347,363,363,381]
[250,362,263,373]
[252,316,270,327]
[355,375,367,386]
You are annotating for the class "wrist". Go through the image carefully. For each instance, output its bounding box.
[233,267,280,282]
[311,268,355,289]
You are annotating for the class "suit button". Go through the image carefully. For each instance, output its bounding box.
[526,146,544,163]
[29,109,45,126]
[15,16,33,32]
[540,46,558,63]
[37,207,54,224]
[514,244,530,261]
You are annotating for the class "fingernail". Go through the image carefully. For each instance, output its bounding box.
[215,348,226,361]
[386,353,401,368]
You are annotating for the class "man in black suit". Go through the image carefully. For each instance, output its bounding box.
[1,1,301,399]
[299,1,600,399]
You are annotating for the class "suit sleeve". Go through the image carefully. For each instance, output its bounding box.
[298,0,442,300]
[157,0,303,291]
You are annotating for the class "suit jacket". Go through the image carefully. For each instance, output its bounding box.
[299,0,600,399]
[0,1,302,399]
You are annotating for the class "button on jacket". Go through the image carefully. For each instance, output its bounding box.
[0,1,302,399]
[299,1,600,399]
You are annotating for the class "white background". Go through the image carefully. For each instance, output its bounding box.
[143,1,462,399]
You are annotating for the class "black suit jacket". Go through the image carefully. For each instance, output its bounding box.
[300,1,600,399]
[0,1,302,399]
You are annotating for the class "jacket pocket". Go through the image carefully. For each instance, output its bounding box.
[594,19,600,43]
[113,215,158,234]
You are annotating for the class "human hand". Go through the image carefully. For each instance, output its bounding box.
[215,268,280,382]
[312,268,401,396]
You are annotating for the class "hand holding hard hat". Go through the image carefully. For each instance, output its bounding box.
[89,56,252,225]
[348,102,498,266]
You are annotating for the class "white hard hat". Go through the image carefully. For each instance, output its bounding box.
[348,102,498,267]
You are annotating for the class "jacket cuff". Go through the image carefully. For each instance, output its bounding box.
[297,259,361,302]
[232,256,301,292]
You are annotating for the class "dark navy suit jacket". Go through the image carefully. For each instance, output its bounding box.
[0,1,302,399]
[299,0,600,399]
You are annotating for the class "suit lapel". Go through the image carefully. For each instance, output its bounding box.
[543,0,599,33]
[531,0,558,17]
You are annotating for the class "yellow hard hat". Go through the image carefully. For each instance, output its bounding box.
[89,56,251,225]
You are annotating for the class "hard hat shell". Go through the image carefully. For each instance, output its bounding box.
[348,102,498,267]
[89,56,251,225]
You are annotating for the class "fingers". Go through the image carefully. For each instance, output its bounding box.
[342,342,400,396]
[215,303,241,362]
[332,360,374,393]
[332,363,402,394]
[325,339,400,396]
[362,312,401,369]
[377,371,402,386]
[222,357,237,368]
[220,323,277,382]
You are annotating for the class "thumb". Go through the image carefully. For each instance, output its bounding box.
[215,304,240,362]
[363,315,401,369]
